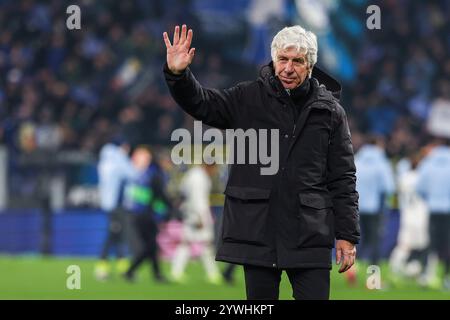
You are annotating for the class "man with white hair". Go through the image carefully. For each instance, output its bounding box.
[163,25,359,300]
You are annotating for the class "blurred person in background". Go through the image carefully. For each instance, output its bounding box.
[170,163,222,285]
[416,138,450,290]
[354,136,395,283]
[95,137,136,281]
[389,152,429,283]
[123,146,172,283]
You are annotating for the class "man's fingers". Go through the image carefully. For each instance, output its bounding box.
[336,249,342,265]
[185,29,193,48]
[347,257,355,272]
[335,241,356,273]
[338,258,345,273]
[180,24,187,44]
[188,47,196,63]
[339,255,350,273]
[339,254,353,273]
[163,32,172,48]
[339,254,355,273]
[345,257,355,273]
[173,25,180,45]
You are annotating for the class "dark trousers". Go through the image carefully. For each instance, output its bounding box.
[126,213,162,279]
[244,265,330,300]
[359,213,382,265]
[100,209,126,260]
[428,214,450,275]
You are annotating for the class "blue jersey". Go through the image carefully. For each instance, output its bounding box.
[98,143,137,212]
[416,146,450,213]
[123,164,170,220]
[355,145,395,214]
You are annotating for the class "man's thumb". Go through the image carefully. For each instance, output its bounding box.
[336,248,341,265]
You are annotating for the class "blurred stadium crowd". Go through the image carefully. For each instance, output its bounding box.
[0,0,448,156]
[0,0,449,290]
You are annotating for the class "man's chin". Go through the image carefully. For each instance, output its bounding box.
[282,82,297,89]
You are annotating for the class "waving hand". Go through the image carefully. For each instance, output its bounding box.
[163,24,195,75]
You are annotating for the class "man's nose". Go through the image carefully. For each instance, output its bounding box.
[285,61,293,73]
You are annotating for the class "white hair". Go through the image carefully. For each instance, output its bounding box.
[271,25,318,77]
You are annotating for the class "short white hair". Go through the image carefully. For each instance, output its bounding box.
[271,25,318,76]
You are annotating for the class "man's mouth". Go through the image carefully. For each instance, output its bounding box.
[279,76,295,84]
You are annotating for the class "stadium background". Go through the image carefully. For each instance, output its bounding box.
[0,0,449,299]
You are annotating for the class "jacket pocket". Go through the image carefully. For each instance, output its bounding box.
[222,186,271,246]
[297,193,335,248]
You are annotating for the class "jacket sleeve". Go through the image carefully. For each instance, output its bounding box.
[163,63,242,129]
[327,104,360,244]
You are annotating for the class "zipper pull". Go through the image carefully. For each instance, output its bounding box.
[292,124,296,134]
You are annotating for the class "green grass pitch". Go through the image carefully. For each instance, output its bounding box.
[0,255,449,299]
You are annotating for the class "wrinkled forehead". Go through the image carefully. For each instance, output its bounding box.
[276,46,308,59]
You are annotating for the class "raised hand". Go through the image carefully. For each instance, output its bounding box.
[163,24,195,75]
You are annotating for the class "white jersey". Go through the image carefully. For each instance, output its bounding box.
[397,169,429,249]
[179,166,213,228]
[171,166,220,281]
